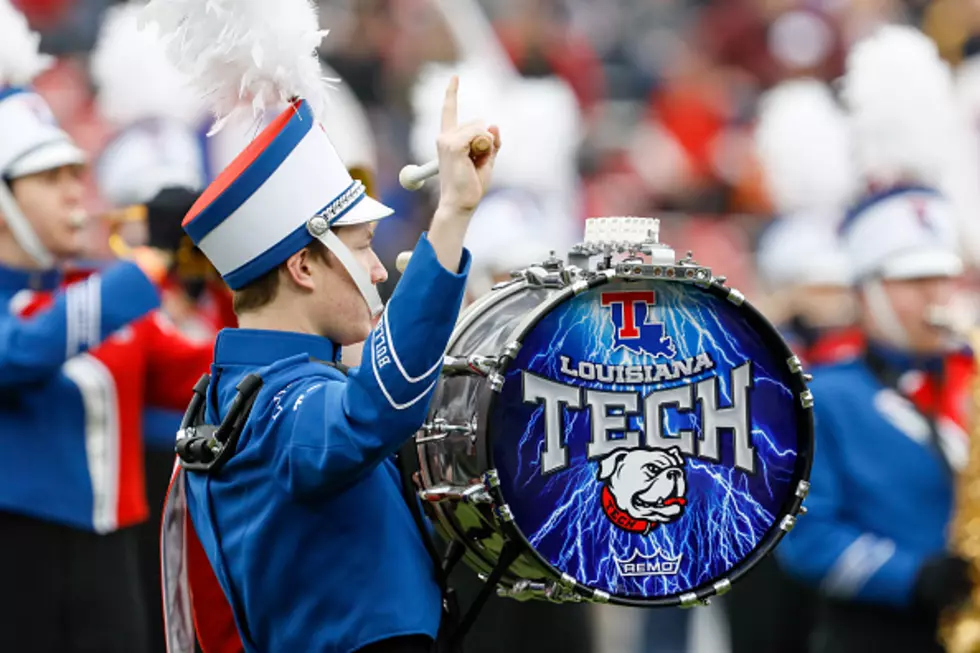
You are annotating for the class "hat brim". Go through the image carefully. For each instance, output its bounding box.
[878,249,964,280]
[332,193,394,226]
[8,140,86,179]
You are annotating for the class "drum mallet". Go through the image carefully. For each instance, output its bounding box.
[399,135,494,191]
[395,251,413,273]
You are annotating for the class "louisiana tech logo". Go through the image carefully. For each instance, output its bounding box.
[601,291,676,358]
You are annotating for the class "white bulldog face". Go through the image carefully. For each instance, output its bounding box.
[598,447,687,523]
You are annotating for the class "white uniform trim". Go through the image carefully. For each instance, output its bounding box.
[63,354,120,534]
[821,533,896,598]
[65,276,103,358]
[196,126,351,276]
[370,323,439,411]
[382,311,445,384]
[7,289,35,315]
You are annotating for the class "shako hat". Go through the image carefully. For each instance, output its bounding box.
[142,0,394,314]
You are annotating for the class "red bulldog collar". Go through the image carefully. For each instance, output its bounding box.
[601,486,656,535]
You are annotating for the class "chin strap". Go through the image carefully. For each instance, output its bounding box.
[0,179,55,268]
[861,278,910,350]
[307,218,384,318]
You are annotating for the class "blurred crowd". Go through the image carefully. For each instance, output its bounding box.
[22,0,980,298]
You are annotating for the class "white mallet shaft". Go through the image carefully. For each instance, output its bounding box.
[399,160,439,191]
[398,134,494,191]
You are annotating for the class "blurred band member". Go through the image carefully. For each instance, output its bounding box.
[0,3,213,651]
[778,26,975,653]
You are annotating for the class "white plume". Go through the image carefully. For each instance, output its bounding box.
[0,0,53,87]
[841,25,958,189]
[206,61,377,175]
[948,56,980,266]
[91,2,204,127]
[754,78,856,215]
[321,61,377,172]
[140,0,331,134]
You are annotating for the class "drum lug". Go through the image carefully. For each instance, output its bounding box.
[560,265,584,286]
[779,515,797,532]
[679,592,710,608]
[787,356,803,374]
[418,484,493,505]
[482,468,500,489]
[712,579,732,596]
[725,288,745,306]
[416,416,478,444]
[488,372,506,392]
[493,504,515,522]
[795,480,810,499]
[442,355,500,377]
[800,390,814,409]
[518,265,565,288]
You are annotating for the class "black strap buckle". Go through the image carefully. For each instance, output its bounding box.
[176,373,264,474]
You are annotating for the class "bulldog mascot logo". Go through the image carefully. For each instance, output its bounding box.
[598,446,688,535]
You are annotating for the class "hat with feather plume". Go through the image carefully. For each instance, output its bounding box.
[838,25,964,281]
[140,0,393,314]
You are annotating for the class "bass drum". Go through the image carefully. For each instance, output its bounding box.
[416,248,813,607]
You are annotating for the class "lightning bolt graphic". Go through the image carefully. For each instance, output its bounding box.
[489,281,803,601]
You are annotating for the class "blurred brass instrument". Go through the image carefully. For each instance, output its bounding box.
[103,204,149,258]
[939,318,980,653]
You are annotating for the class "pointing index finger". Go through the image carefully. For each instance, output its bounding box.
[441,75,459,132]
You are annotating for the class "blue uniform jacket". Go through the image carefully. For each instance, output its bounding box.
[0,262,159,531]
[777,350,960,608]
[185,233,471,653]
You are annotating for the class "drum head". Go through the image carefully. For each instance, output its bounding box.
[487,278,813,605]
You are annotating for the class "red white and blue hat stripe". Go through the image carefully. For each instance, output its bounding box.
[182,99,381,290]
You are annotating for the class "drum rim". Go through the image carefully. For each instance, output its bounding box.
[482,274,815,607]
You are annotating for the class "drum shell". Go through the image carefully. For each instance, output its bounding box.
[417,282,560,589]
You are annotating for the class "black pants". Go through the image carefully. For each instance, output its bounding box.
[811,598,944,653]
[444,564,594,653]
[723,555,815,653]
[0,510,149,653]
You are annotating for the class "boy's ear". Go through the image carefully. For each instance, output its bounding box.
[283,247,317,292]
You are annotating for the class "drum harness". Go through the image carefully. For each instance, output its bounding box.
[175,360,517,653]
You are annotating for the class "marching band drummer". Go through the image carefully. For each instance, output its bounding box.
[777,26,974,653]
[145,0,500,651]
[0,2,218,651]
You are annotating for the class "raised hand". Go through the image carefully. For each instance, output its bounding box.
[435,76,502,214]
